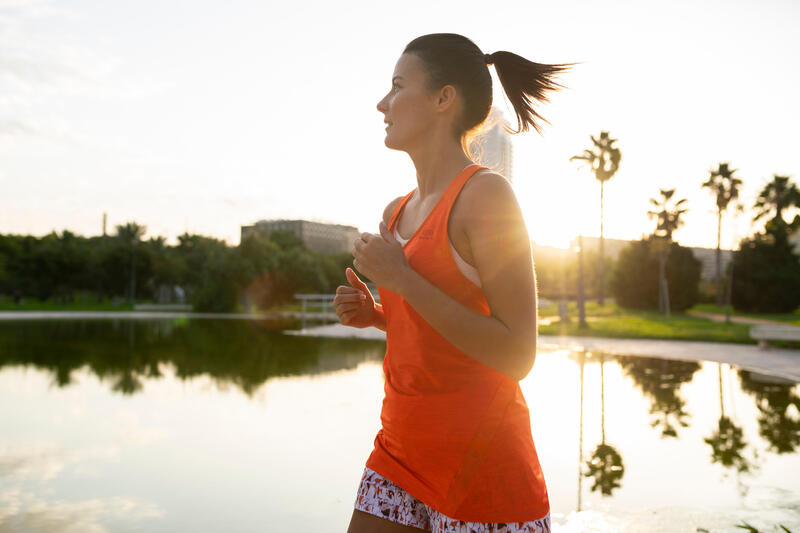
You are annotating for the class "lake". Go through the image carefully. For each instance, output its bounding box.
[1,319,798,532]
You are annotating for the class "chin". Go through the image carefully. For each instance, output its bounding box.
[383,132,410,152]
[383,134,400,150]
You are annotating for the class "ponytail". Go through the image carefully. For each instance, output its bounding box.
[488,51,578,135]
[404,33,577,139]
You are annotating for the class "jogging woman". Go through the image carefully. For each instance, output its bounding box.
[336,33,574,533]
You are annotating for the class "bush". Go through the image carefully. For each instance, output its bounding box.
[611,238,701,312]
[731,226,800,313]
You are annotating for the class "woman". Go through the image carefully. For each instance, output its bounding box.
[336,33,574,532]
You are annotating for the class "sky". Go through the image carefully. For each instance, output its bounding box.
[1,0,798,250]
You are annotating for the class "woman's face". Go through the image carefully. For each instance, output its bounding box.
[376,53,441,151]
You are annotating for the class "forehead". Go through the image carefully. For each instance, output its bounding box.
[392,53,425,81]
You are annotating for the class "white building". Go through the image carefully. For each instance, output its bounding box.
[468,106,514,183]
[568,236,734,282]
[241,219,360,255]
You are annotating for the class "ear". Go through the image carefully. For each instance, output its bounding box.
[436,84,457,111]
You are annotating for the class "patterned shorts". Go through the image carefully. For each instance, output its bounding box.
[354,466,552,532]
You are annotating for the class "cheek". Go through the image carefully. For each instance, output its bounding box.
[393,94,430,127]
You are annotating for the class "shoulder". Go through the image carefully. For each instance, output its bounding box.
[458,169,519,216]
[382,195,406,226]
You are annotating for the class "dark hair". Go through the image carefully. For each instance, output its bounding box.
[403,33,577,138]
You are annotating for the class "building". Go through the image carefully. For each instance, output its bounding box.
[566,236,632,263]
[241,219,360,255]
[568,236,734,282]
[689,246,734,282]
[468,106,514,183]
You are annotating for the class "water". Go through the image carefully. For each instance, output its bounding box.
[1,320,798,532]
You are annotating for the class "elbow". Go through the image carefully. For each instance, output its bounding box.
[513,352,535,381]
[510,337,536,381]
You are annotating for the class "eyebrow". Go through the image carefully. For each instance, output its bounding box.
[392,76,404,82]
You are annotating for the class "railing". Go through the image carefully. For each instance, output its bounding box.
[294,286,380,327]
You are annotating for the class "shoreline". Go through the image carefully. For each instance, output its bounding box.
[3,311,798,381]
[286,323,800,382]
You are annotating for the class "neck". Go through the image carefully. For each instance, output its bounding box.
[407,133,474,199]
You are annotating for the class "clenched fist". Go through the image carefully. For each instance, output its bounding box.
[334,267,380,328]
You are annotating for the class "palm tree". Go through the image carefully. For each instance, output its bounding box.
[702,162,743,305]
[570,131,622,306]
[647,189,688,315]
[648,188,688,241]
[753,174,800,231]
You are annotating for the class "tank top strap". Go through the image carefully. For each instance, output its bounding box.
[388,189,416,231]
[437,164,488,217]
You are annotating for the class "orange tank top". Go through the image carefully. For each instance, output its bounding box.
[366,163,550,523]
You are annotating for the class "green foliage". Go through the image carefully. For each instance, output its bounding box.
[731,223,800,313]
[0,225,354,313]
[610,238,701,311]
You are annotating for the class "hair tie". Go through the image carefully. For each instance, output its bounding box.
[484,52,493,65]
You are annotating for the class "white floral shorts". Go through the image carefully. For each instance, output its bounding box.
[354,466,552,532]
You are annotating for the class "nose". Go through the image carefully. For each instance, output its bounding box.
[377,94,389,114]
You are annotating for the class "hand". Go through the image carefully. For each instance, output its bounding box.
[351,220,410,294]
[334,267,378,328]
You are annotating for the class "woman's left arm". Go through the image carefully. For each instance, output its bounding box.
[352,173,537,381]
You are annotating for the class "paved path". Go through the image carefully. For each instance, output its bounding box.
[686,310,787,325]
[285,323,800,382]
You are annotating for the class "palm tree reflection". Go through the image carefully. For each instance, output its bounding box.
[584,352,625,496]
[738,370,800,454]
[704,364,754,476]
[617,355,700,438]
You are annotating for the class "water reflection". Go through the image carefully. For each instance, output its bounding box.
[584,353,625,497]
[617,355,700,438]
[0,320,385,396]
[705,364,755,476]
[739,370,800,454]
[0,321,799,531]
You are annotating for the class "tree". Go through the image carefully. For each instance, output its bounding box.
[702,162,743,305]
[570,131,622,306]
[647,189,689,315]
[610,238,700,312]
[731,227,800,313]
[753,174,800,231]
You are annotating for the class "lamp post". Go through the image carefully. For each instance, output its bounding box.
[577,235,587,329]
[129,235,137,305]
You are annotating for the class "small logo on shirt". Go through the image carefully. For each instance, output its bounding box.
[418,228,435,240]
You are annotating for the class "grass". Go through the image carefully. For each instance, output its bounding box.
[690,303,800,326]
[538,301,754,344]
